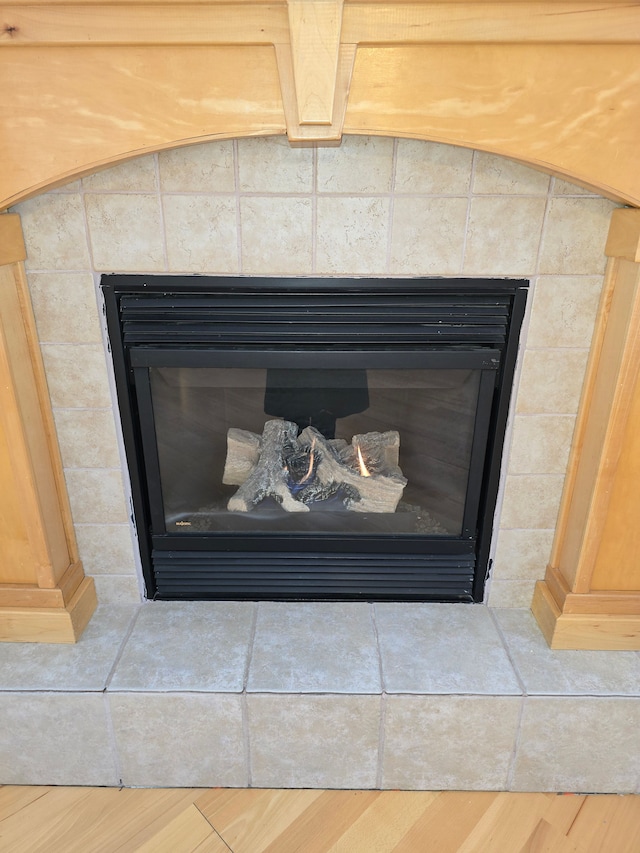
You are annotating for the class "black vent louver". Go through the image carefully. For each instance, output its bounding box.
[117,282,512,349]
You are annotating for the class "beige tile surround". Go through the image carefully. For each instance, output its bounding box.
[12,135,618,607]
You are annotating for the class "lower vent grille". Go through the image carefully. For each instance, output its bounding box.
[152,551,475,601]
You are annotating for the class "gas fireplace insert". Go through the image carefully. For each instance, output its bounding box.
[103,276,527,602]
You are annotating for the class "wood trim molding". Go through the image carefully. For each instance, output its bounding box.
[1,1,639,206]
[0,214,96,643]
[532,209,640,649]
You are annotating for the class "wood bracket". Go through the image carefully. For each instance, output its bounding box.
[276,0,354,143]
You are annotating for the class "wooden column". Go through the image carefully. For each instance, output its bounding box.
[0,213,97,643]
[532,208,640,650]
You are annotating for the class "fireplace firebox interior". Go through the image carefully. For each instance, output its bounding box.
[103,277,527,602]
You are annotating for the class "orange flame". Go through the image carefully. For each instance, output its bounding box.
[299,438,315,484]
[356,444,371,477]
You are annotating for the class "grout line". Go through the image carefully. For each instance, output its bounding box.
[460,151,477,274]
[505,695,527,791]
[242,603,259,787]
[102,691,124,786]
[101,605,143,787]
[233,139,243,274]
[242,691,253,788]
[377,692,388,789]
[104,604,143,690]
[156,153,170,272]
[385,139,399,274]
[311,143,318,274]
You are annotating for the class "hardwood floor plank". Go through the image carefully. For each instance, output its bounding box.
[331,791,440,852]
[456,792,553,853]
[392,791,499,852]
[2,788,639,853]
[134,803,227,853]
[0,788,203,853]
[0,786,53,822]
[518,819,584,853]
[0,786,97,853]
[259,790,381,853]
[539,794,587,836]
[566,795,640,853]
[195,788,324,852]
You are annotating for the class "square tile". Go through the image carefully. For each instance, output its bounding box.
[158,140,235,192]
[64,468,129,524]
[240,196,312,273]
[17,194,91,271]
[40,343,112,408]
[248,602,380,693]
[110,692,246,787]
[389,196,467,274]
[110,601,255,692]
[82,155,158,192]
[526,276,602,349]
[75,523,137,574]
[539,198,618,275]
[463,197,546,275]
[515,349,590,415]
[92,575,142,604]
[316,196,389,274]
[0,693,118,785]
[490,528,555,581]
[163,194,238,272]
[0,606,136,692]
[28,272,102,344]
[85,193,165,271]
[382,695,521,790]
[237,135,313,193]
[248,694,380,788]
[394,140,473,194]
[375,603,521,695]
[53,408,120,468]
[512,697,640,792]
[473,153,550,195]
[507,415,575,475]
[486,580,538,609]
[494,609,640,696]
[499,474,565,530]
[317,136,394,194]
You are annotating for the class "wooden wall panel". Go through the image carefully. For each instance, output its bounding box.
[344,44,640,204]
[0,44,285,206]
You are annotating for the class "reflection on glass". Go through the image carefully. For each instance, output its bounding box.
[149,367,480,537]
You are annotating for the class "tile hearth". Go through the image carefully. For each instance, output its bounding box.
[1,603,638,792]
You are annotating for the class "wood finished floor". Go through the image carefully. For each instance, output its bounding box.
[1,788,640,853]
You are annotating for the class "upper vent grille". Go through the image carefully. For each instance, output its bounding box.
[115,282,515,349]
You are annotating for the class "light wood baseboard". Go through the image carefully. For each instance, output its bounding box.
[532,581,640,650]
[0,577,97,644]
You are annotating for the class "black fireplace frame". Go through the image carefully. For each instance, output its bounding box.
[102,276,527,603]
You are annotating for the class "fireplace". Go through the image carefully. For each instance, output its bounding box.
[104,275,526,601]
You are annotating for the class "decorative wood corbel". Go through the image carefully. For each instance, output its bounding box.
[276,0,355,142]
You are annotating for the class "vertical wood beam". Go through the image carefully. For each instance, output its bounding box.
[532,208,640,649]
[0,213,96,642]
[276,0,354,142]
[287,0,344,126]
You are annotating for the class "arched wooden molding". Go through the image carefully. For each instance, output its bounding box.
[1,1,639,207]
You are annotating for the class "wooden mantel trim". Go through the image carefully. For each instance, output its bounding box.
[0,213,97,642]
[532,208,640,650]
[1,1,639,206]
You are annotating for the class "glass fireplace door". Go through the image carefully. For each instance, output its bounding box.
[133,360,495,541]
